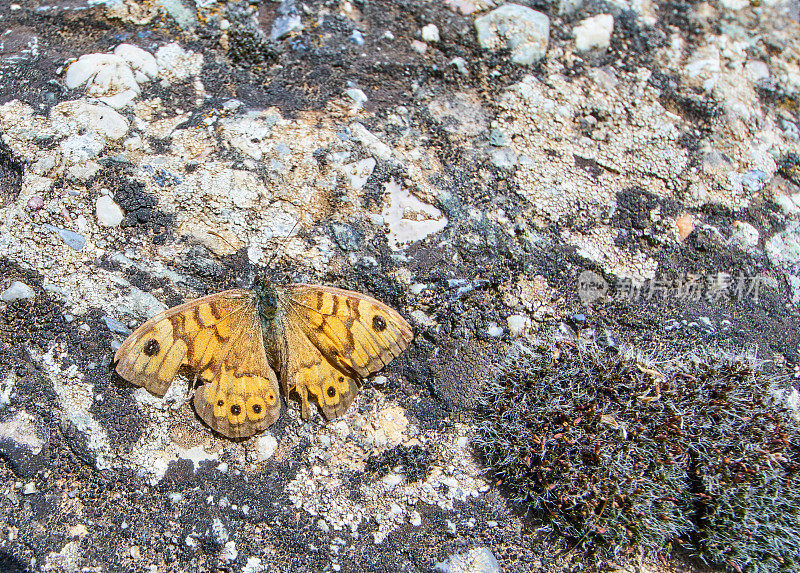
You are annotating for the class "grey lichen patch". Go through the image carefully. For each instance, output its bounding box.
[562,226,659,282]
[498,73,690,224]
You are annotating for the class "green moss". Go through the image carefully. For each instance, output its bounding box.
[475,342,800,569]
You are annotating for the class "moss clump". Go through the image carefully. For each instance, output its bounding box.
[475,342,800,570]
[673,355,800,572]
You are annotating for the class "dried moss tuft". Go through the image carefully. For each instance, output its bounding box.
[475,342,800,570]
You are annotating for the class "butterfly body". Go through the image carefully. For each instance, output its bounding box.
[114,276,413,438]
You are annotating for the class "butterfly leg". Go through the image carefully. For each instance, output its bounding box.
[297,384,312,420]
[189,371,199,400]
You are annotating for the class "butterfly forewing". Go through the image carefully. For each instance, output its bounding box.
[281,284,413,377]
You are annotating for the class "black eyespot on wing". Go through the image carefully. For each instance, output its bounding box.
[327,386,337,398]
[253,404,262,414]
[372,315,387,332]
[217,399,224,407]
[143,339,160,356]
[231,404,241,415]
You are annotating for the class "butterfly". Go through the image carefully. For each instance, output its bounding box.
[113,276,413,438]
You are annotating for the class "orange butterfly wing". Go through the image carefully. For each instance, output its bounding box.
[273,284,413,420]
[114,290,281,438]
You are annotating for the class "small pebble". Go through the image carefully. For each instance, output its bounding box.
[2,281,36,302]
[95,195,124,227]
[44,225,86,251]
[573,14,614,52]
[411,40,427,54]
[220,541,237,563]
[676,213,695,242]
[507,315,531,336]
[344,88,368,108]
[488,129,510,147]
[741,170,768,193]
[449,57,468,75]
[486,324,504,337]
[103,316,129,334]
[271,13,303,41]
[731,221,759,249]
[421,24,440,43]
[475,5,550,65]
[254,433,278,461]
[350,30,365,45]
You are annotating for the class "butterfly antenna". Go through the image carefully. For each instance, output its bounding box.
[265,213,305,269]
[207,230,239,252]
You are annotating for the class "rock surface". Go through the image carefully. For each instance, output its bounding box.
[0,0,798,571]
[474,4,550,65]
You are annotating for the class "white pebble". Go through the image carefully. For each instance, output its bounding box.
[95,195,124,227]
[474,5,550,65]
[2,281,35,302]
[486,323,504,337]
[220,541,237,563]
[573,14,614,52]
[411,40,427,54]
[731,221,759,249]
[506,314,531,336]
[449,57,468,75]
[344,88,368,108]
[421,24,440,43]
[254,433,277,461]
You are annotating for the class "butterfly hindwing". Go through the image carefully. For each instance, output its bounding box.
[279,317,360,420]
[276,284,413,420]
[114,290,281,438]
